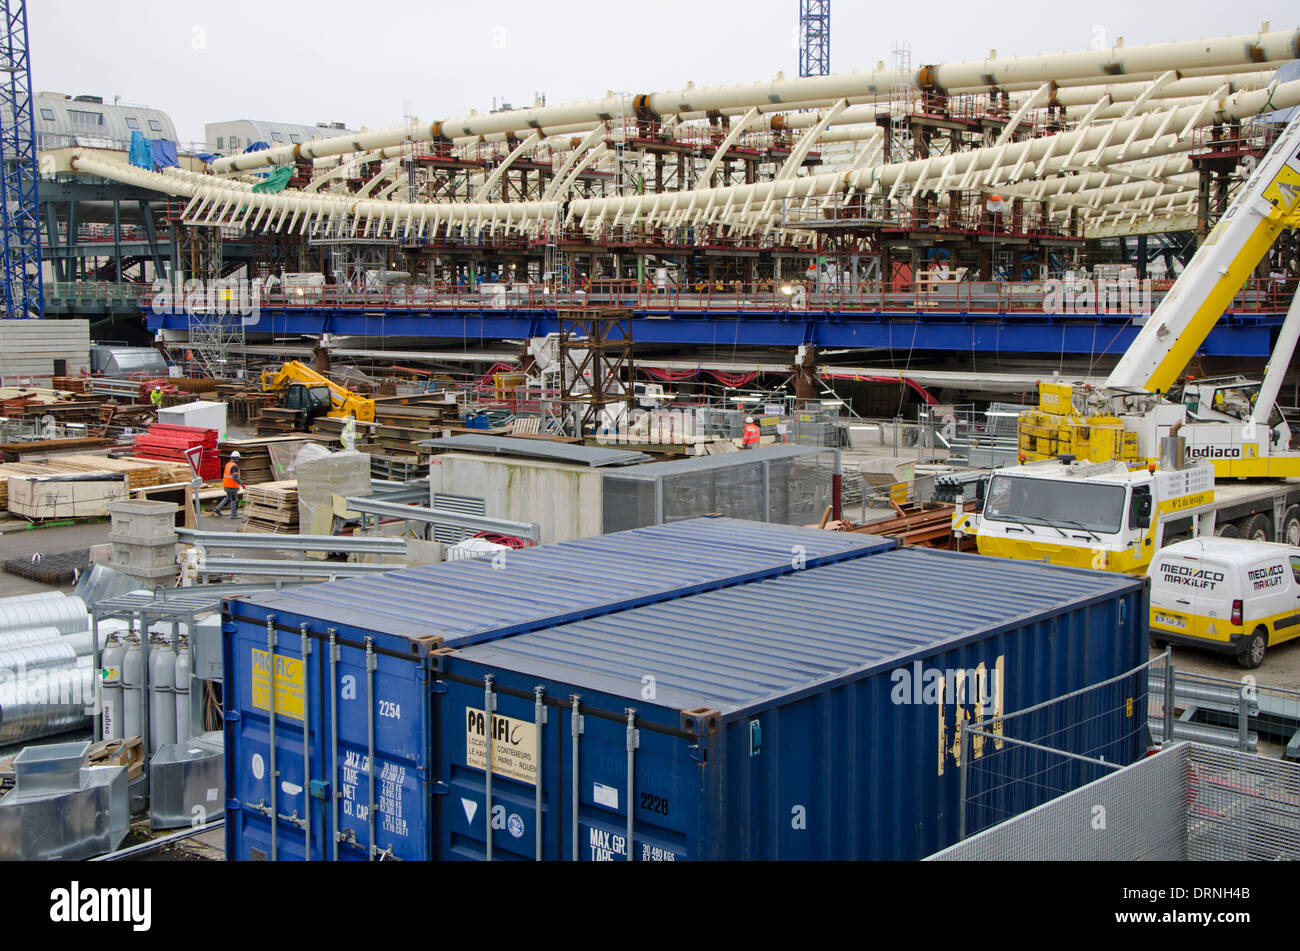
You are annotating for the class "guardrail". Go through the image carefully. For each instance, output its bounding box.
[343,496,540,542]
[130,278,1297,316]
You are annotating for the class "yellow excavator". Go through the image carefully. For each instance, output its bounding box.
[260,361,375,426]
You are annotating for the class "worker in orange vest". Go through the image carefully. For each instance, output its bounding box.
[742,416,761,449]
[212,451,243,519]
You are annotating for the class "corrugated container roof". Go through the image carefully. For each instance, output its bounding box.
[453,546,1143,716]
[233,517,894,645]
[419,434,649,466]
[603,444,833,479]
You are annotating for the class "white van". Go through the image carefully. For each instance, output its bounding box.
[1148,538,1300,668]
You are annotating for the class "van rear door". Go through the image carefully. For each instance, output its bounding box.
[1149,551,1233,641]
[1191,557,1234,644]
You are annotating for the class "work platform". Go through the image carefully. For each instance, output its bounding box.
[140,281,1291,357]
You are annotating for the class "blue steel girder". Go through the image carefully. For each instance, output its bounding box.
[0,0,42,318]
[144,305,1281,358]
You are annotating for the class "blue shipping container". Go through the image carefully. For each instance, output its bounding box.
[434,548,1149,860]
[222,518,894,860]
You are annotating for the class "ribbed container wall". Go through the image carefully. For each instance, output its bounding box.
[436,548,1148,861]
[221,521,1146,862]
[222,518,894,861]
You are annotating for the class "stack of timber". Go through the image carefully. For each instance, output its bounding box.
[254,406,305,435]
[240,480,299,533]
[218,436,312,484]
[50,376,90,394]
[0,456,175,510]
[0,436,116,462]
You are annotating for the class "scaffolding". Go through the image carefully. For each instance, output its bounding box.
[557,306,634,435]
[0,0,42,318]
[798,1,831,78]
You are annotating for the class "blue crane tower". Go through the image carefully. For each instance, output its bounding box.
[0,0,41,318]
[799,1,830,78]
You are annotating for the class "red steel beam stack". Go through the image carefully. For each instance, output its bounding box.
[133,424,221,480]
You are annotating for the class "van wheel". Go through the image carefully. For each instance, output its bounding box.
[1242,514,1273,543]
[1283,506,1300,546]
[1237,628,1268,669]
[1215,522,1240,538]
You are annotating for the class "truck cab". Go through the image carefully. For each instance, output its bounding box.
[281,383,333,427]
[957,458,1216,574]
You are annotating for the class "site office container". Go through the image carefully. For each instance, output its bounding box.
[433,548,1149,861]
[221,518,894,861]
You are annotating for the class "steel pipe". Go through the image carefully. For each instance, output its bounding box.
[211,29,1300,173]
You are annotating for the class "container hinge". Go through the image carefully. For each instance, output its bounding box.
[226,710,241,723]
[372,844,396,861]
[245,799,272,817]
[687,744,707,764]
[416,766,430,783]
[308,780,331,801]
[337,827,358,846]
[432,781,450,796]
[430,679,448,694]
[278,810,306,830]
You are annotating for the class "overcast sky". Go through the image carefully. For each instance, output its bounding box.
[32,1,1296,144]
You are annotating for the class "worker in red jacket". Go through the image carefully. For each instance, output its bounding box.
[742,417,761,449]
[212,451,244,519]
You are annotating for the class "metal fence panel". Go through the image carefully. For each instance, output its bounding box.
[1184,745,1300,861]
[931,744,1190,861]
[960,654,1158,838]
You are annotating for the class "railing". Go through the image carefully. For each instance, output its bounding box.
[38,275,1294,319]
[131,277,1296,316]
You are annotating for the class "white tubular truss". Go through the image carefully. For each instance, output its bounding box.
[210,29,1300,173]
[70,77,1300,240]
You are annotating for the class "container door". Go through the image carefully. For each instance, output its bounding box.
[225,613,431,862]
[226,620,320,860]
[323,637,430,861]
[437,681,560,861]
[436,671,697,862]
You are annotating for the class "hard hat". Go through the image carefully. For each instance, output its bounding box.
[230,451,241,459]
[745,416,755,423]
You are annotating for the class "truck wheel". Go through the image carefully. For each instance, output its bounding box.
[1242,514,1273,543]
[1237,628,1267,669]
[1283,506,1300,546]
[1215,523,1240,538]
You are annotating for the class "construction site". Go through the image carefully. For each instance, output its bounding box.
[0,1,1297,888]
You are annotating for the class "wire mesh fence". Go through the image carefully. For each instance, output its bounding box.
[959,653,1164,839]
[934,742,1300,861]
[1186,744,1300,860]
